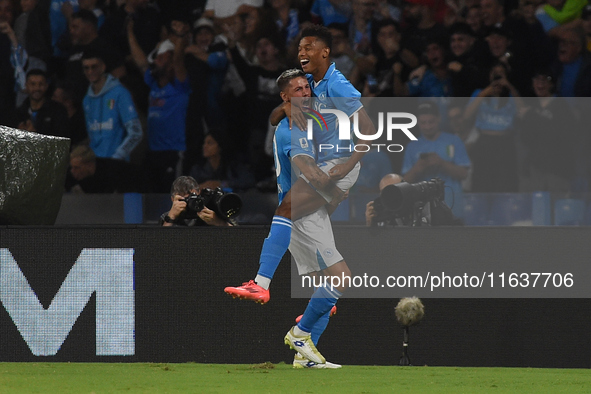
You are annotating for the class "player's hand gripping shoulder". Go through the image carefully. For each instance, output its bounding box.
[270,102,308,131]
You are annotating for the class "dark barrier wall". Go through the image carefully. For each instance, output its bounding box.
[0,226,589,367]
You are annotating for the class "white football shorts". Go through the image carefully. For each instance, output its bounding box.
[289,206,343,275]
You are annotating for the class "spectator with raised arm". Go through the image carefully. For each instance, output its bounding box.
[99,0,163,112]
[349,0,377,56]
[227,31,284,182]
[127,16,191,192]
[13,0,51,70]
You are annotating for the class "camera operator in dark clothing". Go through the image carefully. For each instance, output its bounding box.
[366,173,460,226]
[160,176,233,227]
[365,173,404,226]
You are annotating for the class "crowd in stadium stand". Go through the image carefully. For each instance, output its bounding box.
[1,0,590,195]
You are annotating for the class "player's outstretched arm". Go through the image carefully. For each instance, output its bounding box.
[328,108,376,180]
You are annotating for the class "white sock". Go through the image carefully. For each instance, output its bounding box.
[293,326,310,337]
[255,275,271,290]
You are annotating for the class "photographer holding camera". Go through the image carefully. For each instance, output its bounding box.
[160,176,235,227]
[366,173,404,226]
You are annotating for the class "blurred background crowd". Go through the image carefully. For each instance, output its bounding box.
[1,0,591,200]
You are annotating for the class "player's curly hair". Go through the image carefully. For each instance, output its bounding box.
[301,24,332,50]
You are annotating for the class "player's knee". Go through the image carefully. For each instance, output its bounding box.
[326,261,351,292]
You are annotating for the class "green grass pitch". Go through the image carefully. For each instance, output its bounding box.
[0,363,590,393]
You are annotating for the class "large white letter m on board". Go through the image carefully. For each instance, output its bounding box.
[0,248,135,356]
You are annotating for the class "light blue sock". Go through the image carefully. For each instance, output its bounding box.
[256,216,292,286]
[311,309,331,346]
[297,286,341,333]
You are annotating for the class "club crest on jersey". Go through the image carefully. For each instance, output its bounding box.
[107,99,115,110]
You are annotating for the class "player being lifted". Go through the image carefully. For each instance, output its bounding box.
[254,68,344,367]
[225,25,375,302]
[225,26,376,366]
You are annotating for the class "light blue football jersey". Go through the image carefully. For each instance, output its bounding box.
[273,118,316,205]
[306,63,363,162]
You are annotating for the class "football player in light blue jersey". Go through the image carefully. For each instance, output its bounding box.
[273,82,317,207]
[302,62,363,163]
[226,69,349,368]
[226,26,376,305]
[270,24,377,180]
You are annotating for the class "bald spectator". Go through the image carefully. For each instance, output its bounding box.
[365,173,404,226]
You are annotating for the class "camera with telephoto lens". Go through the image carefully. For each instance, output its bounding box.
[183,187,242,221]
[373,178,454,226]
